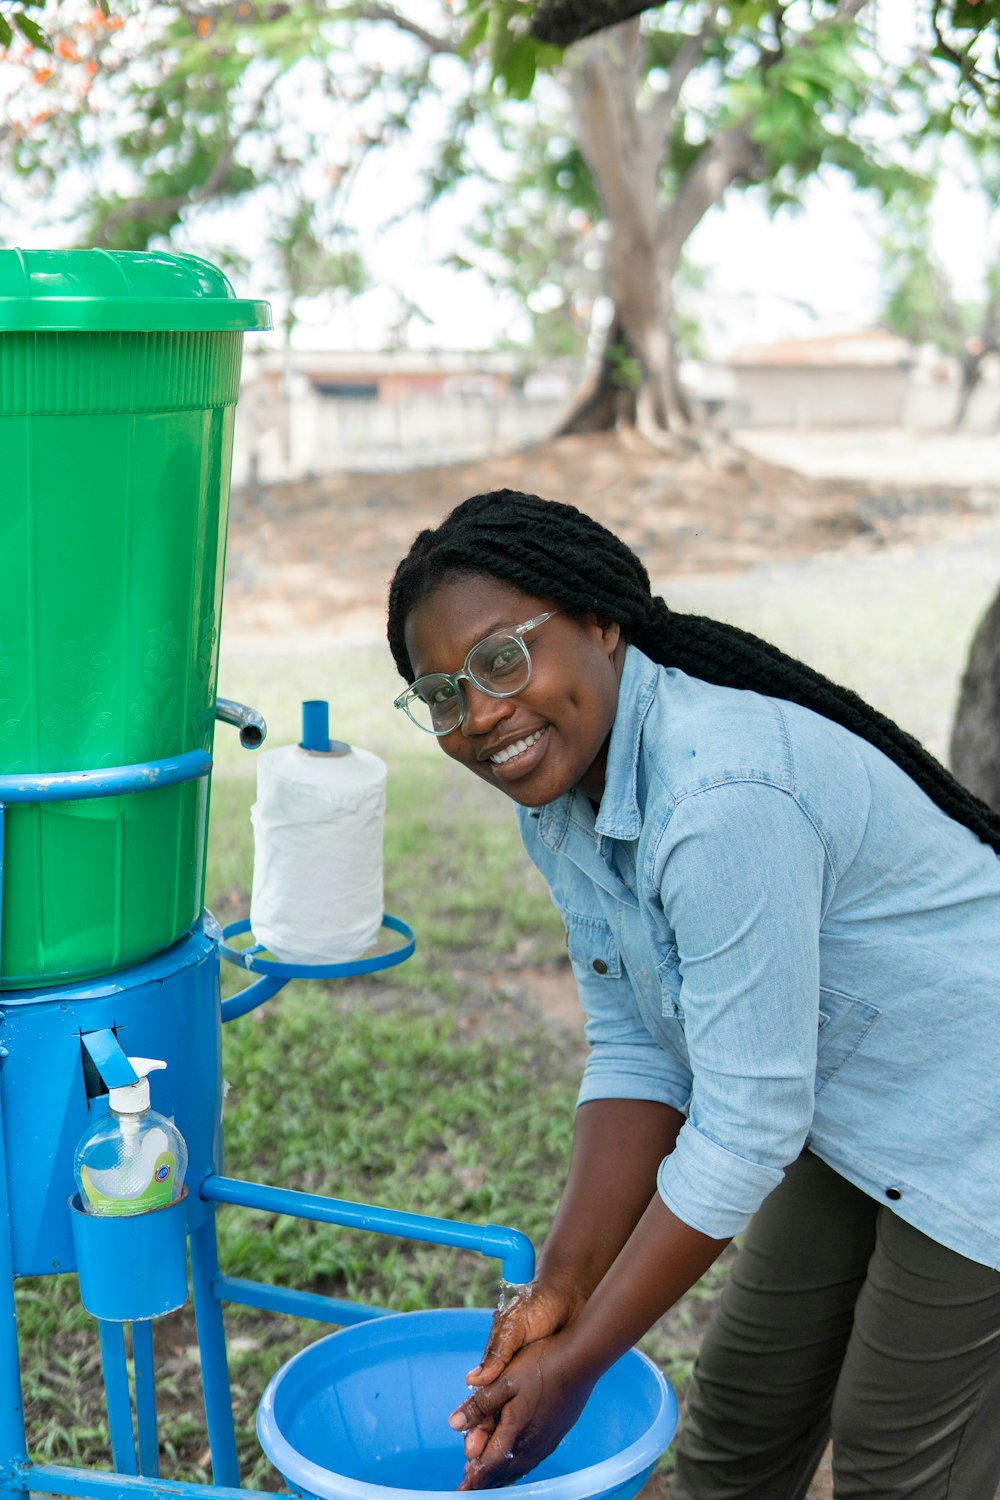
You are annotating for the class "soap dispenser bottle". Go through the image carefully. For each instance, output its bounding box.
[74,1058,188,1217]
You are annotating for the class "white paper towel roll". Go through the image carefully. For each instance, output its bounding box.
[249,741,387,964]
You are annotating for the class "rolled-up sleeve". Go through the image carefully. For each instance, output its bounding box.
[651,780,830,1238]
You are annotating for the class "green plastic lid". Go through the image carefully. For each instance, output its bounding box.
[0,248,272,332]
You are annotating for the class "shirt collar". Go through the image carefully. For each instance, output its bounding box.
[530,643,659,847]
[593,644,658,842]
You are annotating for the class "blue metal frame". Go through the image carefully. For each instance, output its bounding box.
[0,751,213,806]
[218,915,416,1022]
[201,1175,535,1287]
[219,915,416,980]
[0,721,537,1500]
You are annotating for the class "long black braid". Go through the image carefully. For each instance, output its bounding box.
[387,489,1000,855]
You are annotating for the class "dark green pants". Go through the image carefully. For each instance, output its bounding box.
[672,1152,1000,1499]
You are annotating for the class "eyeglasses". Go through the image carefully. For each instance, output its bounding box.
[394,612,560,735]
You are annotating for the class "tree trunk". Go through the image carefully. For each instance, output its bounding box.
[952,350,984,430]
[555,20,761,438]
[949,584,1000,813]
[555,317,638,434]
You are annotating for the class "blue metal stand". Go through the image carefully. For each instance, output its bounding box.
[0,714,534,1500]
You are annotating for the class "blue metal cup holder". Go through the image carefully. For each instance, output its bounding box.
[218,915,416,1023]
[69,1189,190,1323]
[219,915,415,979]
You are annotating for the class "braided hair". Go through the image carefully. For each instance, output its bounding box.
[387,489,1000,854]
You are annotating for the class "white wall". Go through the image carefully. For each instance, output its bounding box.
[232,375,568,485]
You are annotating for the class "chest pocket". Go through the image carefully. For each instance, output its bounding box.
[816,986,881,1094]
[564,913,622,981]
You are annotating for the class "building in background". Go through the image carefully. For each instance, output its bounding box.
[233,349,574,484]
[233,333,999,484]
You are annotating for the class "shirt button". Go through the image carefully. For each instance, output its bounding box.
[592,958,608,975]
[885,1187,902,1201]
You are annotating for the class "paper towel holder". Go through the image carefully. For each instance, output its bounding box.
[300,699,350,756]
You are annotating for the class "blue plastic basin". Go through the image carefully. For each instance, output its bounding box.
[257,1308,678,1500]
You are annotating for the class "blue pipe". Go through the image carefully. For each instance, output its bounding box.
[130,1322,158,1479]
[16,1464,274,1500]
[213,1275,389,1326]
[188,1216,240,1489]
[200,1175,536,1285]
[218,973,288,1024]
[299,700,349,755]
[96,1324,137,1477]
[0,751,212,805]
[300,700,330,753]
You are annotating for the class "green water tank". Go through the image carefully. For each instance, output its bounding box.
[0,248,271,989]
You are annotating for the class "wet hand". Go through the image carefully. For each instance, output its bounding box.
[449,1332,595,1491]
[464,1277,585,1389]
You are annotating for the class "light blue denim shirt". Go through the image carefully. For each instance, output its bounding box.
[517,645,1000,1269]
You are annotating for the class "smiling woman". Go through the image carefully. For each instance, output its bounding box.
[401,582,622,803]
[385,489,1000,1499]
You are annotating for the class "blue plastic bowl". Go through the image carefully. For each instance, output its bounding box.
[257,1308,677,1500]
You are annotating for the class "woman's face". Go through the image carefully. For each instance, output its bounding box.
[403,574,625,807]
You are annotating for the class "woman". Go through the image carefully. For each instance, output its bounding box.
[386,489,1000,1498]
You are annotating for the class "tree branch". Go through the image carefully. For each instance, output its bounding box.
[647,4,721,142]
[658,120,761,273]
[92,80,274,246]
[532,0,659,48]
[341,2,459,54]
[534,0,868,49]
[930,0,1000,96]
[571,22,657,240]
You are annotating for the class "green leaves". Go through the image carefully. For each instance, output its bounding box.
[0,1,53,50]
[458,0,560,96]
[880,149,1000,365]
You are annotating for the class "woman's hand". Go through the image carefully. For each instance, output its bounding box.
[453,1277,587,1467]
[452,1195,732,1488]
[466,1277,586,1388]
[450,1329,596,1491]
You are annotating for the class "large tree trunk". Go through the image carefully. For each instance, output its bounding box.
[555,18,761,438]
[949,584,1000,813]
[555,317,639,433]
[952,350,984,430]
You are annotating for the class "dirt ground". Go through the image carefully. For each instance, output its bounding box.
[225,429,999,1500]
[223,429,989,650]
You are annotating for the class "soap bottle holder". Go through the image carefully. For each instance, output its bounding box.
[69,1189,190,1323]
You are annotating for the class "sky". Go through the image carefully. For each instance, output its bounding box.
[2,0,995,361]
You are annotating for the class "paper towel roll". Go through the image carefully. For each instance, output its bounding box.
[249,742,387,964]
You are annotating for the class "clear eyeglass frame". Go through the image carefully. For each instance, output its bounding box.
[394,611,560,735]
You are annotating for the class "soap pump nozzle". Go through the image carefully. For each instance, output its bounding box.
[109,1057,167,1115]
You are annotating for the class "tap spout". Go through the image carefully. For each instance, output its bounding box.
[216,698,267,749]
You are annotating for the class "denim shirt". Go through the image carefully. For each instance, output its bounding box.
[517,645,1000,1270]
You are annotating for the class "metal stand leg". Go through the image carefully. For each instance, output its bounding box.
[0,1055,28,1497]
[188,1212,239,1488]
[96,1323,137,1476]
[130,1323,158,1478]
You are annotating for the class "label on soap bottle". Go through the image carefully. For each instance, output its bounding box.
[81,1152,176,1217]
